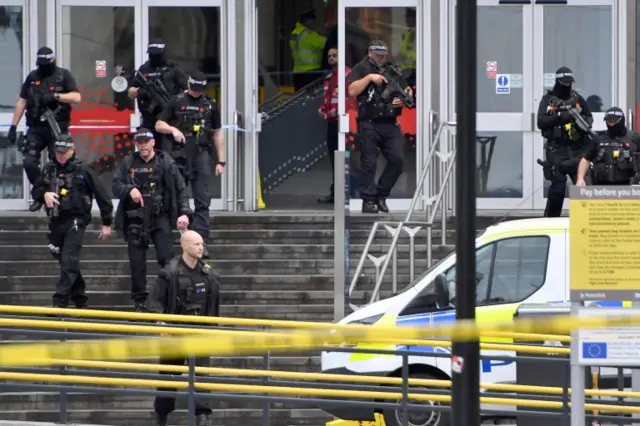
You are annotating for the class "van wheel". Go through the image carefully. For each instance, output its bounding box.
[382,372,450,426]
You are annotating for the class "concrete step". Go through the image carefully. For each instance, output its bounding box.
[0,243,440,262]
[0,407,332,426]
[0,228,456,245]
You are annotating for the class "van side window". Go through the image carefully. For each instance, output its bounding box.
[444,236,550,305]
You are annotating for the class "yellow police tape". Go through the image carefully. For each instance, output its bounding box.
[0,312,637,368]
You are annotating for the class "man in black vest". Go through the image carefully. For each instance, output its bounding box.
[112,128,192,311]
[8,46,81,212]
[148,230,220,426]
[32,135,113,308]
[576,107,640,186]
[536,66,593,217]
[128,40,188,149]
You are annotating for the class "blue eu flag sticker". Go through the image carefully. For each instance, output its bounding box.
[582,342,607,359]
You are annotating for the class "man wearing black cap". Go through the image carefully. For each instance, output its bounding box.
[155,70,225,258]
[347,40,413,213]
[8,46,81,212]
[290,9,327,91]
[128,40,188,148]
[536,66,593,217]
[576,107,640,186]
[31,134,113,308]
[112,128,192,311]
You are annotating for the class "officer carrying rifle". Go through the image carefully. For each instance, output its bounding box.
[155,70,225,259]
[112,128,192,311]
[8,46,81,212]
[536,66,593,217]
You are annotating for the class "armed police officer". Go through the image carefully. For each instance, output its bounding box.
[155,71,225,258]
[347,40,414,213]
[576,107,640,186]
[537,66,593,217]
[8,46,81,212]
[112,128,192,311]
[128,40,188,149]
[32,135,113,308]
[148,230,220,426]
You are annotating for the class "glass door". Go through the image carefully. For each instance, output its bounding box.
[532,0,619,210]
[0,0,35,209]
[339,0,429,213]
[56,0,140,211]
[445,0,536,211]
[142,0,235,211]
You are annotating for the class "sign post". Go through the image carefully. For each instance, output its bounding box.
[569,185,640,426]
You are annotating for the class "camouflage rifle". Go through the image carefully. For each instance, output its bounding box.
[135,71,172,113]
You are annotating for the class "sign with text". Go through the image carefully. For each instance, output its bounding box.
[569,186,640,301]
[578,307,640,366]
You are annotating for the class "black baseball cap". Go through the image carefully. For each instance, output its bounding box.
[555,66,574,85]
[147,39,165,55]
[36,46,55,65]
[369,40,389,56]
[604,106,625,123]
[188,71,208,92]
[134,128,154,142]
[53,134,74,152]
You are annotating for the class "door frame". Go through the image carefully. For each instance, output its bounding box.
[0,0,39,210]
[531,0,623,210]
[53,0,236,213]
[337,0,430,213]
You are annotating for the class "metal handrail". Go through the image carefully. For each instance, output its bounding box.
[348,114,457,309]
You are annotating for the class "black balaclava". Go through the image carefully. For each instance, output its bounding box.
[147,40,167,68]
[552,66,574,99]
[604,107,627,137]
[38,63,56,77]
[36,46,57,77]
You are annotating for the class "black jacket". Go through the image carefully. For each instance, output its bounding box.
[147,255,221,316]
[112,151,191,237]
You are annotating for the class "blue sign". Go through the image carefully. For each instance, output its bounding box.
[482,359,513,373]
[496,74,510,94]
[497,76,508,86]
[582,342,607,359]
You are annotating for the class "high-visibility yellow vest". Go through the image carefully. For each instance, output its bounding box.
[400,29,416,71]
[289,22,327,73]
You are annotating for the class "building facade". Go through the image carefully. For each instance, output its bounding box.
[0,0,634,212]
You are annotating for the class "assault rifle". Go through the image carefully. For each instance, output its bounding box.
[31,86,62,141]
[376,63,415,108]
[46,166,61,218]
[135,71,172,112]
[567,107,596,138]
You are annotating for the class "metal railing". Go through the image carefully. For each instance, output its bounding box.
[349,112,457,308]
[0,308,638,426]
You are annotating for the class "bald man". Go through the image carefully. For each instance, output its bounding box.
[147,230,220,426]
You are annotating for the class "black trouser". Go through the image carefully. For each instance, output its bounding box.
[544,142,582,218]
[23,124,68,186]
[48,216,88,308]
[326,120,339,195]
[174,145,213,242]
[358,120,405,202]
[154,356,212,416]
[127,214,174,303]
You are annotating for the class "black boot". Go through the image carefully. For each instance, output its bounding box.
[196,413,211,426]
[362,200,379,213]
[155,413,167,426]
[376,199,389,213]
[134,300,147,312]
[29,200,43,212]
[317,193,334,203]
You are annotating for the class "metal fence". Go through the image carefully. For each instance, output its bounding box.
[0,306,638,426]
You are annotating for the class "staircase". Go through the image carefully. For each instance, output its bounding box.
[0,211,505,426]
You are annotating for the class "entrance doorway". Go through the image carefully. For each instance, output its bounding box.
[441,0,624,212]
[54,0,235,211]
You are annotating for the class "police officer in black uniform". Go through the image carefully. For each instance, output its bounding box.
[31,135,113,308]
[347,40,413,213]
[8,46,81,212]
[128,40,188,149]
[576,107,640,186]
[155,71,225,258]
[537,66,593,217]
[148,230,220,426]
[112,128,192,311]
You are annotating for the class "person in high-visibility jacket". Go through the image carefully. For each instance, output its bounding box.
[399,8,417,87]
[290,9,327,91]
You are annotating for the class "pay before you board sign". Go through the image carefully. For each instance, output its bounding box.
[569,186,640,367]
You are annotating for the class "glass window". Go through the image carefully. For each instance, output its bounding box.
[444,237,549,305]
